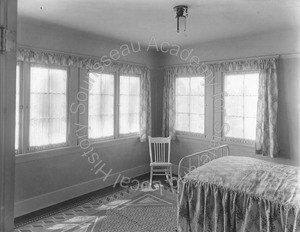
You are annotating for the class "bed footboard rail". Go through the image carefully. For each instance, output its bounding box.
[178,144,229,181]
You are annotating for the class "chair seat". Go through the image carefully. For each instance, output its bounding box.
[150,162,172,167]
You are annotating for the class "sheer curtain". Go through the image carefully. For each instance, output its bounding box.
[88,73,114,139]
[119,75,140,135]
[255,67,279,157]
[30,66,67,148]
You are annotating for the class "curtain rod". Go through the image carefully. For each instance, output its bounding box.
[17,45,152,69]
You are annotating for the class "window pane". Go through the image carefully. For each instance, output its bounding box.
[89,73,101,94]
[175,113,189,131]
[119,114,129,134]
[102,115,114,137]
[224,74,244,95]
[120,95,130,114]
[15,65,20,151]
[176,96,189,113]
[224,116,243,139]
[244,118,256,140]
[51,95,67,118]
[101,74,114,95]
[244,74,259,95]
[244,96,258,117]
[88,95,101,116]
[224,96,243,116]
[119,75,140,135]
[29,66,67,148]
[120,113,139,134]
[223,73,259,141]
[88,116,101,138]
[129,96,139,114]
[190,114,204,133]
[191,77,205,95]
[176,78,189,95]
[50,69,67,93]
[120,76,130,95]
[190,96,204,114]
[129,76,140,95]
[88,72,114,139]
[175,76,205,134]
[101,95,114,115]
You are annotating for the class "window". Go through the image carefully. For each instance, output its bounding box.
[175,76,205,134]
[119,75,140,135]
[88,73,140,140]
[16,62,143,154]
[88,73,114,139]
[223,73,259,141]
[29,66,68,148]
[15,64,20,151]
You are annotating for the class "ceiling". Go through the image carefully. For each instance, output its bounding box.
[18,0,300,47]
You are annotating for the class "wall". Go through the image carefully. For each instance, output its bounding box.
[161,28,300,65]
[18,18,159,66]
[158,29,300,167]
[277,56,300,162]
[150,68,165,137]
[15,19,159,217]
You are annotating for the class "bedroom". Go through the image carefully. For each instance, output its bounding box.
[0,0,299,231]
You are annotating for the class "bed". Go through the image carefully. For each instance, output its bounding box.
[177,145,300,232]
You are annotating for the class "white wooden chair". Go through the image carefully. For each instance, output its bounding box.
[148,136,173,188]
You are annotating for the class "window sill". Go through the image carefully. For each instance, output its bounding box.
[16,145,80,164]
[220,140,254,151]
[16,136,141,164]
[175,135,255,152]
[176,132,205,138]
[175,134,211,145]
[90,135,140,149]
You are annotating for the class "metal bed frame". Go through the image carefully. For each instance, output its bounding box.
[177,145,230,182]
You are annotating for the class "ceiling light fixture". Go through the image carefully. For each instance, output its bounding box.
[174,5,188,33]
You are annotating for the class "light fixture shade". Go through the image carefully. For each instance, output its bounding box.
[178,16,186,33]
[174,5,188,33]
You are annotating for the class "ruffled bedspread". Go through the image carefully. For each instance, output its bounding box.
[177,156,300,232]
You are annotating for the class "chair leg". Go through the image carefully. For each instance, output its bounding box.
[169,166,173,187]
[150,166,153,188]
[164,169,169,182]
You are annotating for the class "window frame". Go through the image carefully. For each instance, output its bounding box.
[175,75,206,137]
[221,70,259,144]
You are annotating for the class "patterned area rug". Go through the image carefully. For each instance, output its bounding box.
[15,184,177,232]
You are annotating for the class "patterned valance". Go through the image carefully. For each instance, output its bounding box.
[165,56,278,75]
[165,63,217,77]
[219,57,277,72]
[17,48,149,75]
